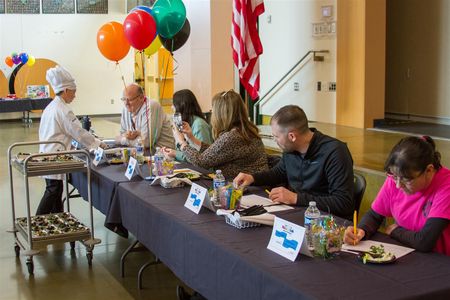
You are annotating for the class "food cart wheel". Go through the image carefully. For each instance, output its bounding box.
[70,241,76,250]
[26,257,34,275]
[86,252,93,266]
[14,244,20,257]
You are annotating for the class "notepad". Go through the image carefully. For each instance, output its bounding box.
[240,194,294,213]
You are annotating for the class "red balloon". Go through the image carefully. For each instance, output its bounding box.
[124,10,157,51]
[97,22,131,62]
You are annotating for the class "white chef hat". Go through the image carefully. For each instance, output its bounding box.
[46,65,77,94]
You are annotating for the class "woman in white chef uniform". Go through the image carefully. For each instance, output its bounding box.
[37,66,105,215]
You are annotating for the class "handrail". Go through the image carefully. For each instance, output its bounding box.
[253,49,329,124]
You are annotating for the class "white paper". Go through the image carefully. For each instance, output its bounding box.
[125,157,137,180]
[342,240,415,259]
[184,183,207,214]
[267,216,305,261]
[241,194,294,213]
[93,147,104,166]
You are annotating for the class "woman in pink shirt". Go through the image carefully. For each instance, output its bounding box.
[345,136,450,255]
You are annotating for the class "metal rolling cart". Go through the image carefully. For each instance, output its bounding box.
[7,141,101,275]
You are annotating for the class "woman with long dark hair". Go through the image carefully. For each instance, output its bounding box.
[163,89,212,162]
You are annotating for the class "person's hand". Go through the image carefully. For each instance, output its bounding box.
[180,122,193,139]
[172,126,186,145]
[267,187,297,205]
[385,223,399,235]
[233,173,255,188]
[161,147,176,159]
[125,130,139,140]
[344,226,366,245]
[99,142,108,149]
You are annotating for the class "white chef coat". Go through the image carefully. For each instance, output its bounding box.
[39,96,101,179]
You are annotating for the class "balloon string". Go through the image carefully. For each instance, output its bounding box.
[140,50,146,91]
[172,54,179,74]
[116,62,127,90]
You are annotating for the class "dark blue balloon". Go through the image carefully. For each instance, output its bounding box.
[19,53,29,64]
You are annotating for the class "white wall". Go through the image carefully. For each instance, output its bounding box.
[259,0,336,123]
[173,0,212,111]
[0,1,134,120]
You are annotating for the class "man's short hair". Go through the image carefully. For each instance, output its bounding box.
[271,105,309,134]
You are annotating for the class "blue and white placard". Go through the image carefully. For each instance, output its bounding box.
[267,216,305,261]
[184,183,207,214]
[71,139,79,149]
[125,157,137,180]
[93,147,104,166]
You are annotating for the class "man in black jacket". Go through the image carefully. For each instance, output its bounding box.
[233,105,355,219]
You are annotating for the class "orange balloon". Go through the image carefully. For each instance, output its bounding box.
[97,22,131,62]
[5,56,13,67]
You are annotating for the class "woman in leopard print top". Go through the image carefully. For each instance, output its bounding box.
[172,90,268,179]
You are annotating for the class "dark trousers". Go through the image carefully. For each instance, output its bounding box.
[36,179,64,215]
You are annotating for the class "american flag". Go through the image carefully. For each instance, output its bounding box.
[232,0,265,100]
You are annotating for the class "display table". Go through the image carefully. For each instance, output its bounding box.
[0,98,52,123]
[70,162,149,237]
[117,180,450,300]
[70,161,450,299]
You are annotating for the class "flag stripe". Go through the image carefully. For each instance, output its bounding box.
[231,0,264,100]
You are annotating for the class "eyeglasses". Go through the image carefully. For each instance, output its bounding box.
[386,170,425,185]
[121,94,141,103]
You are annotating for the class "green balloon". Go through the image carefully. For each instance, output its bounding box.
[152,0,187,39]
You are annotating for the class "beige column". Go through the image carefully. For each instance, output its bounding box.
[337,0,386,128]
[211,0,234,98]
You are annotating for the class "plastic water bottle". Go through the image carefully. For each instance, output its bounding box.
[154,147,164,175]
[213,170,226,208]
[304,201,321,251]
[135,137,144,164]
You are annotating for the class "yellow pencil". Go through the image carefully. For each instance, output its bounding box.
[353,210,358,246]
[265,189,270,195]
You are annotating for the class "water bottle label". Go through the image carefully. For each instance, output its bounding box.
[213,181,225,189]
[304,216,312,225]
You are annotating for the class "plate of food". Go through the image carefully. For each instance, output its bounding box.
[109,158,124,165]
[169,172,201,181]
[358,244,396,264]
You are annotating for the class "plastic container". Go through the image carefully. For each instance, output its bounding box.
[213,170,226,208]
[154,147,164,176]
[304,201,320,251]
[135,138,144,164]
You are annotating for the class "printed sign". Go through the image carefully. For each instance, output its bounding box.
[267,216,305,261]
[184,183,207,214]
[125,156,137,180]
[93,147,104,166]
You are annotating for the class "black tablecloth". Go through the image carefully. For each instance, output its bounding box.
[71,162,148,237]
[0,98,52,113]
[117,181,450,300]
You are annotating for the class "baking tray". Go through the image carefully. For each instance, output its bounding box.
[16,212,91,242]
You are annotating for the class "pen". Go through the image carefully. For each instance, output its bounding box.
[353,210,357,246]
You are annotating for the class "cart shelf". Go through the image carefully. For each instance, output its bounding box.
[7,141,101,275]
